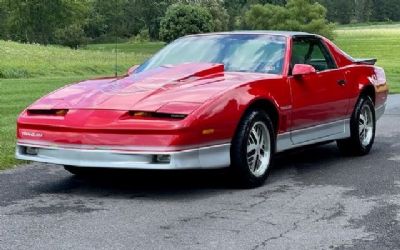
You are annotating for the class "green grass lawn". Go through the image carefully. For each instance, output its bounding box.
[84,42,165,54]
[0,41,164,170]
[0,77,96,170]
[335,24,400,92]
[0,40,157,78]
[0,24,399,170]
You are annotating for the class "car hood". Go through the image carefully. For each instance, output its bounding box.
[28,63,276,113]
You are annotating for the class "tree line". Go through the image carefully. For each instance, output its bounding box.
[0,0,398,48]
[318,0,400,24]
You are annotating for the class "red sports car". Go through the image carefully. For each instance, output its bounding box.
[16,31,388,187]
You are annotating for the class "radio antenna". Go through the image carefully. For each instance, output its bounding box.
[115,33,118,77]
[114,0,118,77]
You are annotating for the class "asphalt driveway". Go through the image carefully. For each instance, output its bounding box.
[0,95,399,250]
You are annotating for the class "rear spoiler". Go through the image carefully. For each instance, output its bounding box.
[353,58,377,65]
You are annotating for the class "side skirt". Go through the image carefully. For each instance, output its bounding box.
[276,119,351,153]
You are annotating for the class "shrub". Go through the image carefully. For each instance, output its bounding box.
[134,28,150,42]
[55,24,88,49]
[159,4,214,43]
[243,0,335,39]
[198,0,229,32]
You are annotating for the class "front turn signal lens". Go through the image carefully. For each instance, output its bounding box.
[54,109,68,116]
[202,129,215,135]
[131,111,152,117]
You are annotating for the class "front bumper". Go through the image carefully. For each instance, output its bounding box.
[16,142,231,170]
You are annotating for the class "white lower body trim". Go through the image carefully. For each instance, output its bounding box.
[16,143,231,170]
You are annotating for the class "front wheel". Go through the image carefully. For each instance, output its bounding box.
[230,109,275,188]
[337,96,376,156]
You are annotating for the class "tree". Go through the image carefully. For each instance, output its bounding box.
[354,0,373,23]
[197,0,229,32]
[55,24,87,49]
[243,0,335,39]
[170,0,229,32]
[85,0,129,41]
[318,0,354,24]
[247,0,286,5]
[159,4,214,42]
[371,0,400,22]
[124,0,174,40]
[4,0,89,44]
[224,0,247,29]
[0,0,8,39]
[85,0,174,41]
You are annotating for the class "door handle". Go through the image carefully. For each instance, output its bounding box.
[337,79,347,86]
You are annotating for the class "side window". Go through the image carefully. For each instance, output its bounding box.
[291,38,336,73]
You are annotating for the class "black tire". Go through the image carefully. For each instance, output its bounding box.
[230,109,275,188]
[337,95,376,156]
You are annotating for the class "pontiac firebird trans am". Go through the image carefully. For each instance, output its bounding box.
[16,31,388,187]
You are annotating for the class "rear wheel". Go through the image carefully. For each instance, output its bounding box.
[230,109,275,188]
[337,96,376,156]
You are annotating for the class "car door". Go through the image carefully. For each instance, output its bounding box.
[289,36,350,144]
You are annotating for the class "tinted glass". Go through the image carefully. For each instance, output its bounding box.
[136,34,287,75]
[291,38,336,72]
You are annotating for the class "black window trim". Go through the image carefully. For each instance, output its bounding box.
[290,35,338,74]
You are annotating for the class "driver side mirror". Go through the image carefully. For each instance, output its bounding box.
[292,64,316,78]
[127,65,139,75]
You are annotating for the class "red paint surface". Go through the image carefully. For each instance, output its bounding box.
[17,34,389,151]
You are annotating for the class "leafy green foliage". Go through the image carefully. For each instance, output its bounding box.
[318,0,354,24]
[85,0,173,41]
[191,0,229,32]
[243,0,335,39]
[1,0,400,46]
[126,0,174,40]
[159,4,214,42]
[318,0,400,24]
[133,28,151,43]
[3,0,89,44]
[0,0,7,39]
[55,24,88,49]
[371,0,400,22]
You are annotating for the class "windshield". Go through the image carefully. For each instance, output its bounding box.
[135,34,287,75]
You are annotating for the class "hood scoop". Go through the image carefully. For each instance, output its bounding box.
[133,62,224,83]
[109,62,224,94]
[95,63,225,95]
[28,63,226,111]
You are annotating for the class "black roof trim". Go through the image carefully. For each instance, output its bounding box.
[185,30,316,38]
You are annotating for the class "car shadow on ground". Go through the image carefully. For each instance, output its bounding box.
[33,142,347,200]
